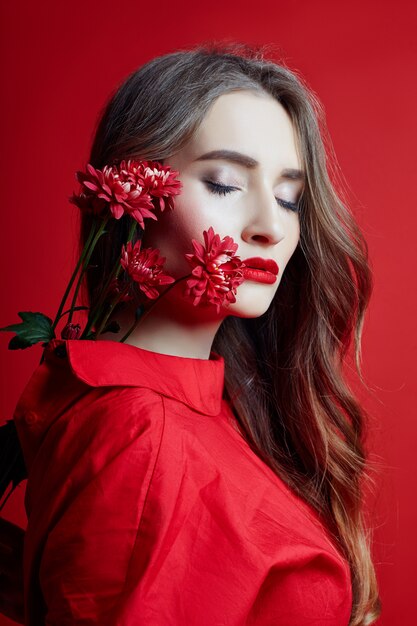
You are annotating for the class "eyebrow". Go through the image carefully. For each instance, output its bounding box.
[194,149,305,181]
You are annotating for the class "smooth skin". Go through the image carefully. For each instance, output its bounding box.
[104,90,305,359]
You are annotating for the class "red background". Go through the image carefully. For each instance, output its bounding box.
[1,1,416,623]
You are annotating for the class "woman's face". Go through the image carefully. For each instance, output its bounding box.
[141,89,304,320]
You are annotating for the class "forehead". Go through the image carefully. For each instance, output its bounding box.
[184,90,302,172]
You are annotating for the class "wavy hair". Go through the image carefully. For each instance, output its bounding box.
[80,41,381,625]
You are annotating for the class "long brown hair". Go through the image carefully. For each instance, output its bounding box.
[80,41,381,625]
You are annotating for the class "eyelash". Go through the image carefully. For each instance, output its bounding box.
[204,181,300,213]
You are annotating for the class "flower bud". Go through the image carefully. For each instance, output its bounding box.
[61,322,82,340]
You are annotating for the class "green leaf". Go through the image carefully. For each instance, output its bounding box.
[0,312,55,350]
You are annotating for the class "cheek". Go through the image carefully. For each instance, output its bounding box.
[286,214,301,252]
[165,185,221,253]
[141,196,209,275]
[174,191,209,241]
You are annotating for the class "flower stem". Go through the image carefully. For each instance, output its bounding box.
[119,273,192,344]
[51,221,98,332]
[67,218,109,325]
[94,284,130,338]
[82,220,137,338]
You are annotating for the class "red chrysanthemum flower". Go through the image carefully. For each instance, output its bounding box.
[112,158,182,212]
[70,163,156,228]
[69,190,108,216]
[120,240,175,300]
[70,160,182,228]
[61,322,82,340]
[183,226,246,313]
[136,160,183,212]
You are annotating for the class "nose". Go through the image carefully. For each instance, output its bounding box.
[241,187,286,246]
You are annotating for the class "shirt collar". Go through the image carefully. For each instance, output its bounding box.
[49,339,225,416]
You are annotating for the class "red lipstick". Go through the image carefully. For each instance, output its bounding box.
[241,257,279,284]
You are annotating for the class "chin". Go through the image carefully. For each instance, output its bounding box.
[223,284,278,319]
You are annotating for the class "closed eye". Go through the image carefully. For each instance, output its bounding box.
[204,180,300,213]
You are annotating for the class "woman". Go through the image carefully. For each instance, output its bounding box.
[1,42,380,624]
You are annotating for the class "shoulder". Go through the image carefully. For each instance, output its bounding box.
[13,339,166,475]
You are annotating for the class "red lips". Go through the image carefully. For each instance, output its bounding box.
[241,257,279,275]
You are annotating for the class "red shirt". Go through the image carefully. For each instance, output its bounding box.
[13,339,352,625]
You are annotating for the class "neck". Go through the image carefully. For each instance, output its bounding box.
[97,296,225,361]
